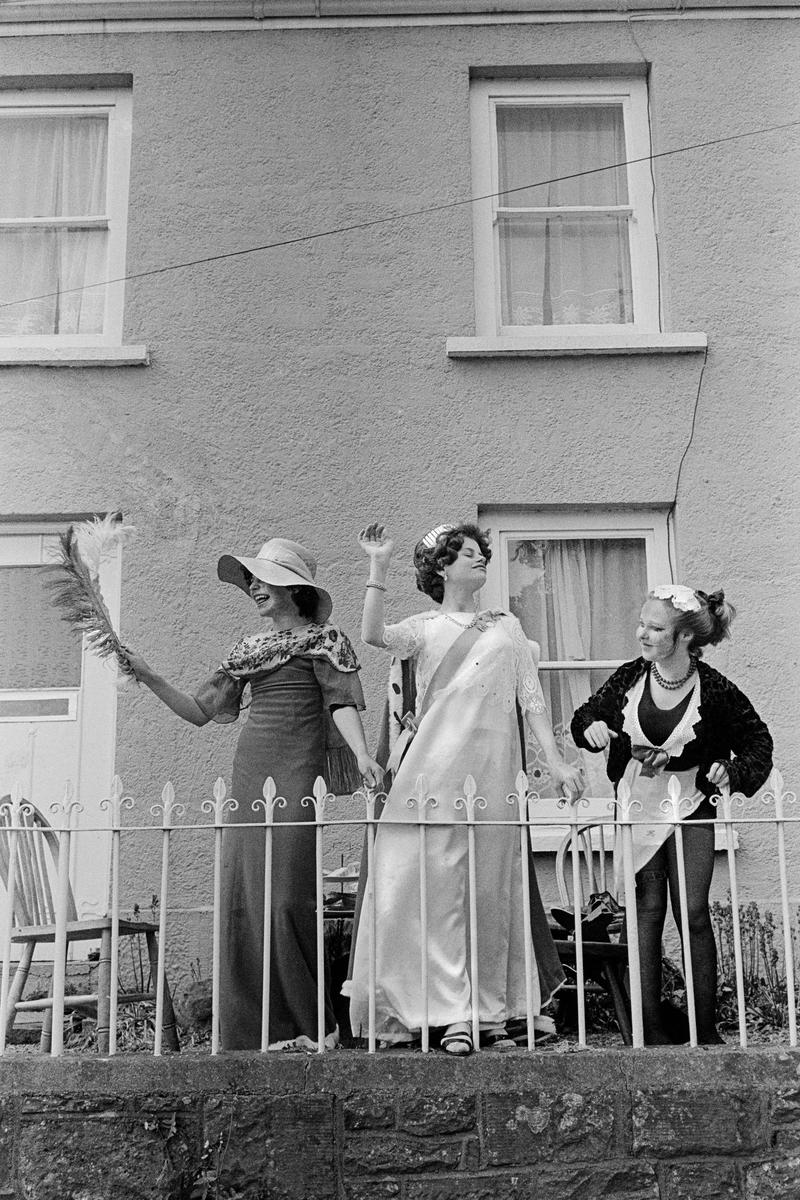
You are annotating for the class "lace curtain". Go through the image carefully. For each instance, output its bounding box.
[508,537,647,796]
[496,104,633,327]
[0,114,108,335]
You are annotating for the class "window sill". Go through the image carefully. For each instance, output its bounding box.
[0,345,150,367]
[446,332,708,358]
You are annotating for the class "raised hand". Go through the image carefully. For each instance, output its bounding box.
[358,522,394,569]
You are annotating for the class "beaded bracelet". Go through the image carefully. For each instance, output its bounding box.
[365,581,387,592]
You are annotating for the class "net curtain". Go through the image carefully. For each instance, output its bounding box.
[496,105,633,327]
[508,538,646,796]
[0,114,108,335]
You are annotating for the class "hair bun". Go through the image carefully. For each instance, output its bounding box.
[705,589,725,611]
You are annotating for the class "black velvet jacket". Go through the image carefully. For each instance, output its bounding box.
[570,658,773,800]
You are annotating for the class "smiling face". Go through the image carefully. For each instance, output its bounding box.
[636,598,691,663]
[248,576,299,622]
[441,537,487,596]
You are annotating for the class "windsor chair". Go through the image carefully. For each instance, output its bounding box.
[551,821,632,1044]
[0,798,179,1053]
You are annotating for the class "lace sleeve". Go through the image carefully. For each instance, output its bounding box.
[382,615,425,660]
[510,617,547,717]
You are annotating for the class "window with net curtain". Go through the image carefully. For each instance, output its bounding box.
[507,537,647,797]
[0,111,110,336]
[495,103,633,328]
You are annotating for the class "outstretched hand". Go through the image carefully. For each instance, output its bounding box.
[358,522,394,568]
[120,646,153,684]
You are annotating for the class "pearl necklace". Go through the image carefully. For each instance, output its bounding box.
[440,611,479,630]
[652,660,696,690]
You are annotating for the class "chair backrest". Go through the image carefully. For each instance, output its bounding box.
[554,822,618,910]
[0,798,78,927]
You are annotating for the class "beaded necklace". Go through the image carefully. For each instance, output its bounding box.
[651,660,697,691]
[439,611,479,631]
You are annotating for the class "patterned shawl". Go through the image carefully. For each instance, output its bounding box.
[222,622,359,678]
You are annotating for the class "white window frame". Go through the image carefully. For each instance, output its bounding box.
[0,87,133,348]
[469,77,660,342]
[480,506,671,847]
[481,506,671,628]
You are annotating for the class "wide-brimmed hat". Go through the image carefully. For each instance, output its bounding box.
[217,538,332,623]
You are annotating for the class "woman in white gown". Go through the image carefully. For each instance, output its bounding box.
[344,522,584,1054]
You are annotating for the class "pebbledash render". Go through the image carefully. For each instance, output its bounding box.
[0,1,796,984]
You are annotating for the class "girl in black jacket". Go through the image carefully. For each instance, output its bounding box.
[571,585,772,1044]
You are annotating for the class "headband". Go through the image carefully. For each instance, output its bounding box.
[417,524,455,551]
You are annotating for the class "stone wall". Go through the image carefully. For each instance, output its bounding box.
[2,1047,800,1199]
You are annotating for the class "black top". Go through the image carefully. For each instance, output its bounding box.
[638,677,694,751]
[571,658,773,800]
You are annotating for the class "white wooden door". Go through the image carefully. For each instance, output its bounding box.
[0,521,121,932]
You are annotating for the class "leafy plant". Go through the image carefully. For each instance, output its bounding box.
[711,897,799,1032]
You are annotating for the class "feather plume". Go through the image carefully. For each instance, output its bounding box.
[46,515,137,677]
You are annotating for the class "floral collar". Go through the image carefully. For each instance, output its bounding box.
[222,622,359,678]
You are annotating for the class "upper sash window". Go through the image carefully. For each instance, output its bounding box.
[0,88,132,346]
[470,78,659,337]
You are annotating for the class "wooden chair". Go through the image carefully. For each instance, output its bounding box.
[0,799,179,1053]
[551,822,632,1045]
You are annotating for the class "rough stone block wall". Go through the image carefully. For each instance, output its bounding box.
[1,1048,799,1198]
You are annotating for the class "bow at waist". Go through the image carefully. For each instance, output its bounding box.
[631,744,671,777]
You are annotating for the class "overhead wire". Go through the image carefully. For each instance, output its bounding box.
[1,117,798,313]
[4,110,786,583]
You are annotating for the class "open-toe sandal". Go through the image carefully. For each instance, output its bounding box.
[440,1026,473,1056]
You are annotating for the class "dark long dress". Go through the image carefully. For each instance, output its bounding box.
[196,653,364,1050]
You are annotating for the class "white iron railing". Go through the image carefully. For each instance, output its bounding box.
[0,767,795,1056]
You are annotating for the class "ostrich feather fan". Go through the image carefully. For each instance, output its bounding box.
[47,514,137,677]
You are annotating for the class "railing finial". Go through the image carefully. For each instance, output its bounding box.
[201,777,239,824]
[252,776,287,822]
[100,775,136,828]
[454,775,487,820]
[150,781,186,828]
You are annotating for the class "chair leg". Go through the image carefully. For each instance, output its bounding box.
[4,941,34,1042]
[96,929,112,1055]
[40,982,53,1053]
[602,962,633,1046]
[145,931,180,1052]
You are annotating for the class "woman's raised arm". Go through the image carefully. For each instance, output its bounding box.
[358,522,395,648]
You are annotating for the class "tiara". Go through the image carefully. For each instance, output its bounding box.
[651,584,702,613]
[418,524,454,550]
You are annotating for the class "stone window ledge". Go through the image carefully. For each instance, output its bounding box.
[0,345,149,367]
[446,332,708,358]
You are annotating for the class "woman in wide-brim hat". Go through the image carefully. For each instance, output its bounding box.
[125,537,382,1051]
